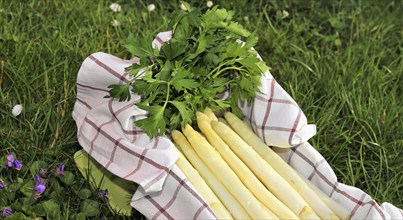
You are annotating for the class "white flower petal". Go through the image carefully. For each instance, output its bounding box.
[109,3,122,12]
[111,19,120,26]
[12,104,23,117]
[147,4,156,12]
[282,10,289,18]
[206,1,213,8]
[180,3,187,11]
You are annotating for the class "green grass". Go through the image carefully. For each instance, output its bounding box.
[0,0,401,218]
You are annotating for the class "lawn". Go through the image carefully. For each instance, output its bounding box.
[0,0,401,219]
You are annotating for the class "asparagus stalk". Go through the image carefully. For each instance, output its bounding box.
[171,130,250,219]
[182,124,279,219]
[218,118,231,127]
[203,107,218,121]
[211,120,320,219]
[174,147,233,219]
[196,112,298,219]
[299,173,351,220]
[224,111,339,220]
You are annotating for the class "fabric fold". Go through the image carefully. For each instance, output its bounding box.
[72,52,179,194]
[240,71,317,148]
[131,165,216,220]
[273,142,402,219]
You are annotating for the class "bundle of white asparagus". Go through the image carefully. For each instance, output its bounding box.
[171,108,350,220]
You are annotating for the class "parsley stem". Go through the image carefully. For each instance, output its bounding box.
[209,58,243,78]
[211,66,247,79]
[209,60,232,77]
[163,82,170,108]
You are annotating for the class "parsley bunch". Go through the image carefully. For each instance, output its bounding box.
[107,3,269,138]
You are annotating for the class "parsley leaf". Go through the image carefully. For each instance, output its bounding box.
[169,100,193,127]
[105,84,131,102]
[124,34,154,58]
[160,41,189,61]
[107,3,268,138]
[135,103,167,138]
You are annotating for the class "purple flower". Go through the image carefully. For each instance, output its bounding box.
[1,207,12,218]
[52,164,65,176]
[0,179,5,189]
[33,175,47,197]
[6,154,14,168]
[6,161,13,168]
[6,154,22,171]
[35,183,46,194]
[33,175,47,186]
[97,188,109,203]
[33,175,41,184]
[13,159,22,171]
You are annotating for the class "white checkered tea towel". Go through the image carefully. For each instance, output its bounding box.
[72,32,403,219]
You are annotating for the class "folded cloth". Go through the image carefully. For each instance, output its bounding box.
[73,32,403,219]
[274,142,403,220]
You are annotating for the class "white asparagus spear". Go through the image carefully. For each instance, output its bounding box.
[197,112,298,219]
[224,111,339,220]
[299,173,351,220]
[211,120,320,219]
[171,130,250,219]
[203,107,218,121]
[174,146,233,219]
[182,125,279,219]
[218,117,230,126]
